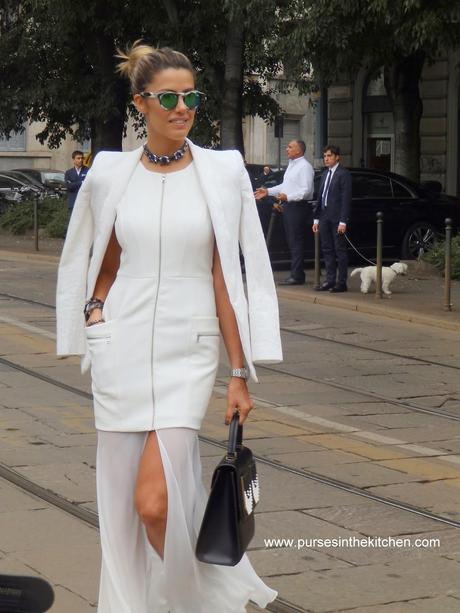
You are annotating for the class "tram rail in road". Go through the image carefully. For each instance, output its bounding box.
[0,355,459,531]
[1,292,460,422]
[1,290,460,611]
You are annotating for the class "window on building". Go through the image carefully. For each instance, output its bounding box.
[0,130,26,152]
[366,72,386,97]
[362,70,394,172]
[267,118,301,168]
[367,137,392,172]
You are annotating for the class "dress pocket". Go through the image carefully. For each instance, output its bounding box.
[85,319,113,340]
[85,320,118,405]
[189,316,220,413]
[190,316,220,367]
[191,316,221,342]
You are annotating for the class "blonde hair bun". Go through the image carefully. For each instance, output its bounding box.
[115,40,155,80]
[115,41,195,94]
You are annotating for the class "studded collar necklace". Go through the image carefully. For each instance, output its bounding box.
[143,141,189,165]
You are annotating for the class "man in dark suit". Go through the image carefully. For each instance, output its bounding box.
[65,150,88,213]
[312,145,352,292]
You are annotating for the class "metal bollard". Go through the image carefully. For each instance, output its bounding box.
[265,207,278,249]
[375,211,383,299]
[34,192,39,251]
[314,227,321,290]
[444,218,452,311]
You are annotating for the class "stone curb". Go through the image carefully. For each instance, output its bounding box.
[277,287,460,333]
[0,249,60,264]
[1,247,458,332]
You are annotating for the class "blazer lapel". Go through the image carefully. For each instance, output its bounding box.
[318,171,327,198]
[187,140,230,243]
[187,139,236,296]
[87,145,144,298]
[100,145,144,221]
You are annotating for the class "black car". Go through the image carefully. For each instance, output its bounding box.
[246,164,284,189]
[0,173,43,212]
[11,168,66,191]
[260,168,460,264]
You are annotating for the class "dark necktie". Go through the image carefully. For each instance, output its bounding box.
[322,170,332,208]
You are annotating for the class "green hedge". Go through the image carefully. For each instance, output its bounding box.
[0,196,68,238]
[423,235,460,279]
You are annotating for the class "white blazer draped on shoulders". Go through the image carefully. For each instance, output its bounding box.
[55,138,283,382]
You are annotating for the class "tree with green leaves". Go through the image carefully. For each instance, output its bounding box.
[0,0,286,156]
[278,0,460,181]
[0,0,174,153]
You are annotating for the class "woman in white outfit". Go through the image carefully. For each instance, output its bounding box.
[56,42,282,612]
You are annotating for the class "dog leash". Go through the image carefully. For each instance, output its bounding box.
[344,233,376,266]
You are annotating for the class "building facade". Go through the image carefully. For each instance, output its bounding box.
[0,87,316,174]
[325,51,460,196]
[0,122,89,172]
[243,83,315,169]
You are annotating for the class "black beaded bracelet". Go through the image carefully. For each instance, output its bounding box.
[84,297,105,321]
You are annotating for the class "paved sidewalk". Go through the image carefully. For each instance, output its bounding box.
[0,231,458,330]
[275,263,460,332]
[1,251,460,611]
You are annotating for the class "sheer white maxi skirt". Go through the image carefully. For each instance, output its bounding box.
[96,428,277,613]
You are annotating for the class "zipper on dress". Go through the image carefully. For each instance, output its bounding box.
[150,175,166,430]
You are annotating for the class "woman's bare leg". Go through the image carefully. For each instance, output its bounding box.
[135,430,168,559]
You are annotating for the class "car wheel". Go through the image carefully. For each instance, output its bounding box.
[401,222,439,259]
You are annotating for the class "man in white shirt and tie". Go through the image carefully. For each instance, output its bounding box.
[255,140,314,285]
[312,145,352,292]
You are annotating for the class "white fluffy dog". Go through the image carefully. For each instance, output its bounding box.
[351,262,408,295]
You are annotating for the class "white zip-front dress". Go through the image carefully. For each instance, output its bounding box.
[87,162,277,612]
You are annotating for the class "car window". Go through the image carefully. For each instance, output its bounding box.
[10,171,42,187]
[262,171,284,188]
[352,174,392,198]
[0,176,20,189]
[392,180,413,198]
[42,171,65,183]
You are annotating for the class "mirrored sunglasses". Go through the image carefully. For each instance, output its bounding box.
[140,90,205,111]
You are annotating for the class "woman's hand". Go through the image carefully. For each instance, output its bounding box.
[86,307,104,327]
[225,377,254,425]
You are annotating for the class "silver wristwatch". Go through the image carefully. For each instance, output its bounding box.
[230,367,249,380]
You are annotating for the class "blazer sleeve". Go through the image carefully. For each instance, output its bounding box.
[236,153,283,364]
[314,172,326,219]
[65,168,82,192]
[339,167,352,223]
[56,164,96,356]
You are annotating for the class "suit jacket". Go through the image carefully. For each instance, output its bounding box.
[56,139,283,382]
[316,164,352,224]
[65,166,89,209]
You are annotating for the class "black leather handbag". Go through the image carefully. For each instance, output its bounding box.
[195,412,259,566]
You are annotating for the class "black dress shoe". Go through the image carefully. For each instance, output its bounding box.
[315,282,335,291]
[278,277,304,286]
[330,284,348,293]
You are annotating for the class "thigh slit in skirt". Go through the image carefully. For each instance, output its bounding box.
[96,428,277,613]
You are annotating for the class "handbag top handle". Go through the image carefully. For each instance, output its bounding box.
[227,412,243,458]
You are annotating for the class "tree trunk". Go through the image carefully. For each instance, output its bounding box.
[87,30,128,155]
[220,12,245,154]
[384,54,425,182]
[91,112,125,157]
